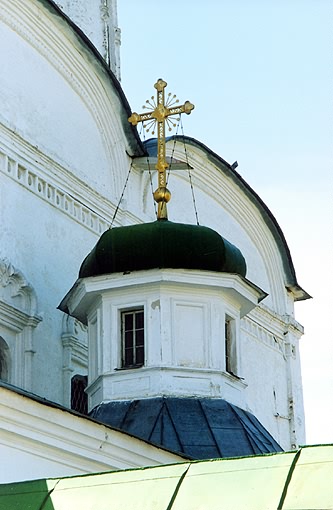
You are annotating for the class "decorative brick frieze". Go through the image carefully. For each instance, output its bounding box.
[242,306,290,356]
[242,303,302,357]
[242,315,283,354]
[1,138,112,235]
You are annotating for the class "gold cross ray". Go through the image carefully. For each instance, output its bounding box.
[128,79,194,220]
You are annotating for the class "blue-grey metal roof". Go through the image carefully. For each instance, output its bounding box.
[90,397,282,459]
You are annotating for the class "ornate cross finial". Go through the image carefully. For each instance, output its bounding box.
[128,79,194,220]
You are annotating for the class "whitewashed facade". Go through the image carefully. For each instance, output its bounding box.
[0,0,308,480]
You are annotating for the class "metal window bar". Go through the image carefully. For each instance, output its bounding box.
[71,374,88,415]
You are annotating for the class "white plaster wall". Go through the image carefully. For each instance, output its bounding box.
[55,0,106,53]
[237,306,305,450]
[0,0,132,202]
[0,444,82,483]
[54,0,121,79]
[0,0,135,403]
[171,175,271,291]
[241,318,290,447]
[0,21,109,197]
[0,172,97,402]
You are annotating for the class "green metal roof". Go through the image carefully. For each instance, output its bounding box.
[79,220,247,279]
[1,444,333,509]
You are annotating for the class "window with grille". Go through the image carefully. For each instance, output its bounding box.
[121,309,144,368]
[71,374,88,415]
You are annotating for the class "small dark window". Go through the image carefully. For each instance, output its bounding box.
[71,374,88,415]
[0,337,9,382]
[225,316,236,375]
[121,309,144,368]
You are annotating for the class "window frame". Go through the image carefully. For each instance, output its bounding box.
[120,308,145,369]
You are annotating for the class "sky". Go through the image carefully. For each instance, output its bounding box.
[117,0,332,444]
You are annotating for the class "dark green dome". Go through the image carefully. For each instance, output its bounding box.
[79,221,246,278]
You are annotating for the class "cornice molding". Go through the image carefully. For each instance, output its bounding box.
[0,301,41,331]
[242,303,303,357]
[0,125,143,233]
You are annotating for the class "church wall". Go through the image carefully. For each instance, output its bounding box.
[241,316,291,448]
[0,0,138,404]
[54,0,121,79]
[0,19,110,198]
[236,298,304,450]
[1,173,97,403]
[0,0,305,453]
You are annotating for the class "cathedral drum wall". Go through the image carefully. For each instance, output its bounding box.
[240,321,290,449]
[0,174,98,403]
[239,309,305,449]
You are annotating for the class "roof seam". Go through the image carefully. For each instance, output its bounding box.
[38,479,60,510]
[148,399,164,444]
[164,399,186,455]
[198,399,223,457]
[165,464,191,510]
[228,404,257,455]
[120,400,134,430]
[277,447,302,509]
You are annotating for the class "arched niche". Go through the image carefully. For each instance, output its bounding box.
[61,314,88,408]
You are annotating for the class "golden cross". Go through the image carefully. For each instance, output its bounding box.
[128,79,194,220]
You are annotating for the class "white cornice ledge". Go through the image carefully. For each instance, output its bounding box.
[60,268,267,324]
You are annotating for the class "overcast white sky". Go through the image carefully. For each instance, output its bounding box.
[117,0,332,444]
